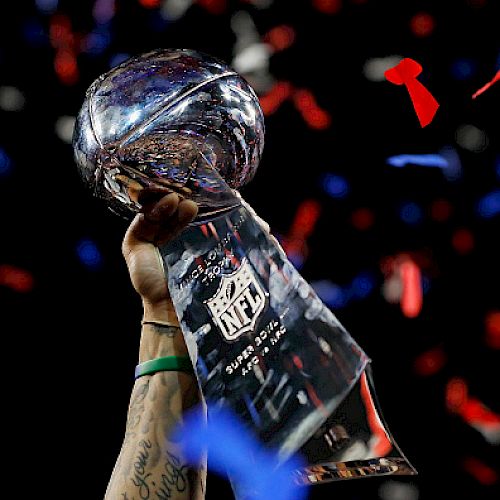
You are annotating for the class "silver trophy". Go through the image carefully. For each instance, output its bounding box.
[73,48,416,488]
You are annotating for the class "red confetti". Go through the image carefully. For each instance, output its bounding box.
[264,25,296,52]
[430,198,453,222]
[138,0,161,7]
[0,265,34,293]
[293,89,331,129]
[259,81,293,116]
[292,354,304,370]
[55,49,79,85]
[446,377,468,413]
[351,207,375,230]
[451,228,475,255]
[461,398,500,426]
[399,259,423,318]
[282,200,322,262]
[414,346,447,376]
[312,0,342,14]
[49,14,75,49]
[472,70,500,99]
[410,12,435,37]
[462,457,498,485]
[289,200,322,239]
[197,0,227,15]
[485,311,500,349]
[385,58,440,127]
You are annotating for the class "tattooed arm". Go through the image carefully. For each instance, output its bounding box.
[105,190,206,500]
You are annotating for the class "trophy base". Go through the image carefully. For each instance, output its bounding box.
[294,457,415,485]
[293,366,417,486]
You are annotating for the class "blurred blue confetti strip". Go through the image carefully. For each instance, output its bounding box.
[387,153,448,168]
[321,173,350,198]
[35,0,59,13]
[386,148,462,181]
[0,148,12,176]
[76,239,103,269]
[476,190,500,218]
[171,404,308,500]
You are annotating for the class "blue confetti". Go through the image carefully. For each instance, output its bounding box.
[35,0,58,13]
[93,0,115,25]
[399,202,423,225]
[321,173,350,198]
[422,275,431,294]
[387,154,448,169]
[76,239,103,269]
[171,404,308,500]
[23,19,47,46]
[311,280,347,308]
[386,148,462,181]
[477,190,500,218]
[0,148,12,176]
[287,250,305,270]
[350,272,376,299]
[84,27,112,55]
[450,58,477,80]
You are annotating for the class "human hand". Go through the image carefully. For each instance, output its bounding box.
[121,188,198,314]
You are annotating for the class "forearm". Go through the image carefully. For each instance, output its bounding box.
[105,304,206,500]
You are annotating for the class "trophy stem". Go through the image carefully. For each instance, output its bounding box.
[159,204,417,480]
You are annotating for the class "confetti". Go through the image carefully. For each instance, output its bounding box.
[171,404,308,500]
[472,70,500,99]
[385,58,440,127]
[399,258,423,318]
[0,265,34,293]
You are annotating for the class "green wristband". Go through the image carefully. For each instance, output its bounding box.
[135,355,194,379]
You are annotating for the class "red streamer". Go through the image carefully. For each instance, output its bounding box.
[472,70,500,99]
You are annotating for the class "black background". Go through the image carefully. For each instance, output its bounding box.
[1,1,498,499]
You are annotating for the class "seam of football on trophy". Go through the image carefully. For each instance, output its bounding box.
[73,48,417,488]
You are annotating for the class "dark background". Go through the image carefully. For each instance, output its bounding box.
[1,0,498,499]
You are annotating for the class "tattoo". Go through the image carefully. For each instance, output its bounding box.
[125,379,151,442]
[107,371,202,500]
[149,324,181,338]
[154,451,189,499]
[130,439,153,499]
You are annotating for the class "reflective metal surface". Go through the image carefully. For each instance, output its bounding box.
[295,367,416,484]
[73,48,264,221]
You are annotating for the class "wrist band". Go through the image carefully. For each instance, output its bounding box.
[135,356,194,379]
[141,319,179,328]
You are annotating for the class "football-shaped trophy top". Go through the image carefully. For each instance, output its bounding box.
[72,48,265,220]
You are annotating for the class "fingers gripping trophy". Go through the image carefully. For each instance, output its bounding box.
[73,49,416,487]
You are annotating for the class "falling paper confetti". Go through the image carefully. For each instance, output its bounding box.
[385,58,440,127]
[472,70,500,99]
[171,404,308,500]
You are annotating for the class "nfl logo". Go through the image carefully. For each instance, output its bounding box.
[205,259,266,341]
